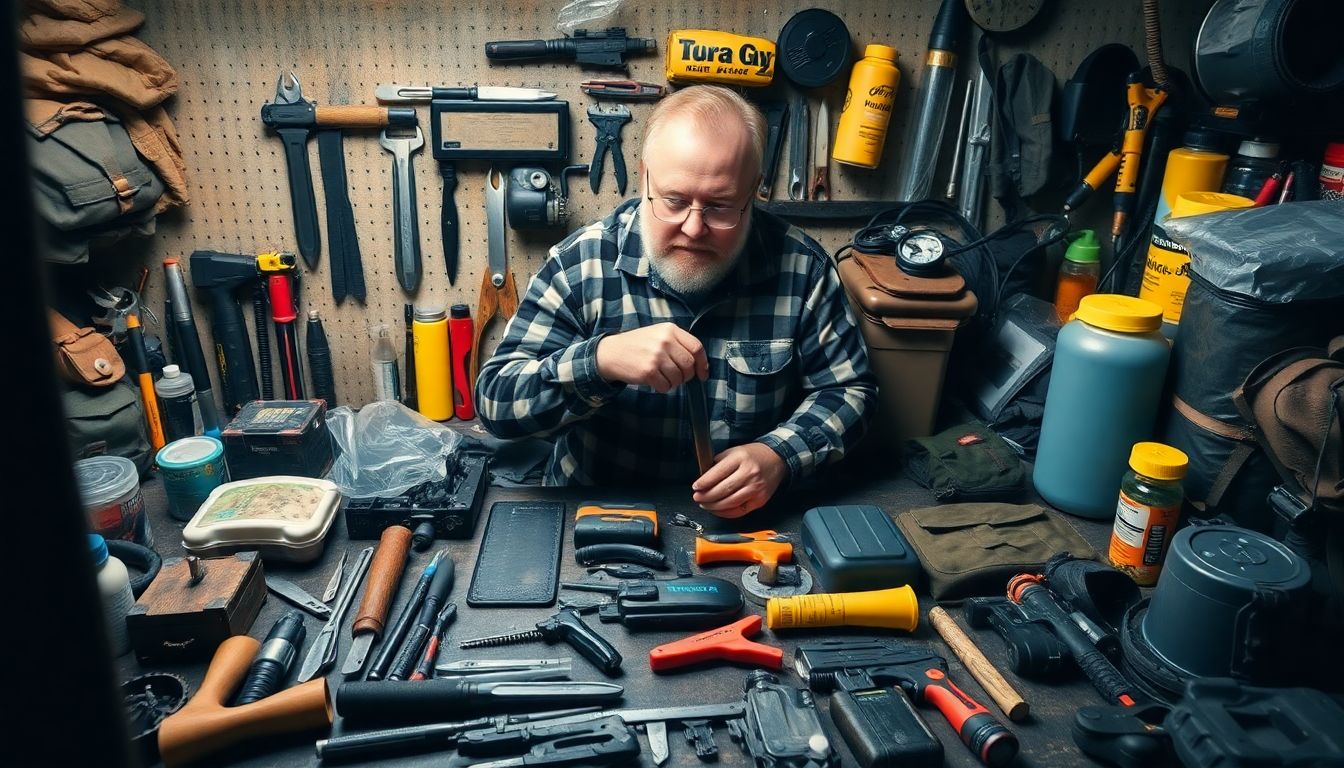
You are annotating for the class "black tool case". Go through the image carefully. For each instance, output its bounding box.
[343,451,489,539]
[800,504,922,592]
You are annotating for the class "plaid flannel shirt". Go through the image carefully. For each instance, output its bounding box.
[476,199,878,486]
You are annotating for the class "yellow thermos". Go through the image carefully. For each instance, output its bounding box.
[833,44,902,169]
[412,306,453,420]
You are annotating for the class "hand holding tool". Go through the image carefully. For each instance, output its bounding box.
[314,709,602,763]
[809,100,830,201]
[587,105,631,194]
[686,378,715,477]
[389,550,456,680]
[929,606,1029,722]
[410,602,458,680]
[459,608,623,676]
[649,615,783,672]
[580,80,664,100]
[236,610,306,705]
[124,312,165,450]
[381,125,426,292]
[796,639,1019,768]
[695,531,793,583]
[157,635,330,767]
[297,546,373,683]
[377,84,557,103]
[335,678,624,726]
[267,575,332,619]
[472,168,520,389]
[484,27,656,68]
[561,575,744,630]
[341,526,413,677]
[367,550,446,681]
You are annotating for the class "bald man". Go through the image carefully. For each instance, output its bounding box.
[476,85,877,517]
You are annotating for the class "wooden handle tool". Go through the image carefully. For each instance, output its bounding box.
[340,526,413,676]
[929,605,1030,722]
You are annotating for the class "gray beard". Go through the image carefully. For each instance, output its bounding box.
[639,207,749,295]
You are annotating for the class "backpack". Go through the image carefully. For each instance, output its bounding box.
[63,378,152,475]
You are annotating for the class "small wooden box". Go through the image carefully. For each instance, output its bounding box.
[126,551,265,663]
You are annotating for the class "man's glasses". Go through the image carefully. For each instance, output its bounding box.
[644,174,750,230]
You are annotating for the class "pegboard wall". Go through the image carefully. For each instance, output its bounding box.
[116,0,1212,409]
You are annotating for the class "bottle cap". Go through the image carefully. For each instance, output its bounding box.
[864,44,898,61]
[414,305,447,322]
[450,304,471,319]
[1183,128,1223,153]
[88,533,109,566]
[1073,294,1162,333]
[1172,191,1254,218]
[1237,139,1279,159]
[1129,442,1189,480]
[1064,229,1100,263]
[162,364,181,378]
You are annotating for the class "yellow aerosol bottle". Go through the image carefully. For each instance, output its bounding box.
[412,306,453,421]
[833,44,901,169]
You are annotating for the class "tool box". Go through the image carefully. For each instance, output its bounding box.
[800,504,922,592]
[182,477,342,563]
[343,451,489,540]
[220,399,333,480]
[837,254,977,451]
[126,551,265,663]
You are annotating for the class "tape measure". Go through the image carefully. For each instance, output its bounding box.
[574,502,660,549]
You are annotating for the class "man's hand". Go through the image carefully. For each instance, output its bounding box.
[692,442,788,518]
[595,322,709,393]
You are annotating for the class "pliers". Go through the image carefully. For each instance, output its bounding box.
[588,105,631,195]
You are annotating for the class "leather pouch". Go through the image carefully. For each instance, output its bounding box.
[50,309,125,387]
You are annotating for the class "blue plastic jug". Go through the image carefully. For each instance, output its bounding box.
[1034,295,1170,519]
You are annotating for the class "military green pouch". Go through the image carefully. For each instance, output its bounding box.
[905,421,1025,502]
[893,502,1095,601]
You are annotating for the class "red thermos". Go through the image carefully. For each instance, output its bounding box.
[449,304,475,420]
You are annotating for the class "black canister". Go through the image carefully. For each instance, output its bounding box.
[1140,525,1310,682]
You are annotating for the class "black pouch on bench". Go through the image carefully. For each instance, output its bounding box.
[466,500,566,607]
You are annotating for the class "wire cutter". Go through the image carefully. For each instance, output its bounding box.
[588,105,631,195]
[471,168,519,391]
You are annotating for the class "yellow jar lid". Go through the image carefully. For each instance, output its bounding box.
[1073,294,1163,333]
[1129,442,1189,480]
[1173,191,1254,218]
[864,44,898,60]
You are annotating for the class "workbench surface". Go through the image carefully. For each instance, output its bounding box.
[120,459,1116,767]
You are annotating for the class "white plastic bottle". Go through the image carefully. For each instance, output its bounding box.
[89,534,135,656]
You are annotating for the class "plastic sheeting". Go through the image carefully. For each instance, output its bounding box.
[1164,200,1344,303]
[326,400,462,498]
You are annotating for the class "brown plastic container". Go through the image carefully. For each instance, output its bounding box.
[838,252,978,451]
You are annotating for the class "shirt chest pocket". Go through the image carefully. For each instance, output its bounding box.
[719,339,796,431]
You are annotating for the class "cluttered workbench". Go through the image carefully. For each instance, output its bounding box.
[116,457,1118,768]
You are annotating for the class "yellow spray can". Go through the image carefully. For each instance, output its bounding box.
[1140,191,1251,332]
[833,44,902,169]
[412,306,453,421]
[666,30,776,87]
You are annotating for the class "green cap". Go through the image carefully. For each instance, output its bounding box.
[1065,229,1100,263]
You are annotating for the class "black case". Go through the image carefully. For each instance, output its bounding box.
[800,505,922,593]
[344,452,489,540]
[221,400,333,480]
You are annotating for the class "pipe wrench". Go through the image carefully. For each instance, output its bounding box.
[471,168,520,390]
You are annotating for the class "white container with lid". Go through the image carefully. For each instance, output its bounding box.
[182,476,341,563]
[75,455,151,547]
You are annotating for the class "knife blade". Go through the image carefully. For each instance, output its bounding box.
[267,576,332,620]
[322,551,347,603]
[297,546,373,683]
[375,84,557,104]
[341,526,413,677]
[647,720,669,765]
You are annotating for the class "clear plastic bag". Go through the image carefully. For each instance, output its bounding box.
[556,0,625,36]
[326,400,462,498]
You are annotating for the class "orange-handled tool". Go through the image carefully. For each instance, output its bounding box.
[125,313,165,451]
[695,531,792,583]
[649,615,783,672]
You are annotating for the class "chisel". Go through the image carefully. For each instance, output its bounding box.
[341,526,413,677]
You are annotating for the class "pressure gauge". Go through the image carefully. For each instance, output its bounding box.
[896,230,949,277]
[965,0,1047,33]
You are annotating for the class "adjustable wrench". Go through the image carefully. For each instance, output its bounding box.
[380,126,425,292]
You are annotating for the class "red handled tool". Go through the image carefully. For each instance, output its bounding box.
[448,304,474,420]
[259,252,304,399]
[649,615,783,672]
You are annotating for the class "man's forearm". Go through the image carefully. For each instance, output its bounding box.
[758,380,877,479]
[476,336,619,439]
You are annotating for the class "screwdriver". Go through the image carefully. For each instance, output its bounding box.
[368,550,446,681]
[389,551,456,680]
